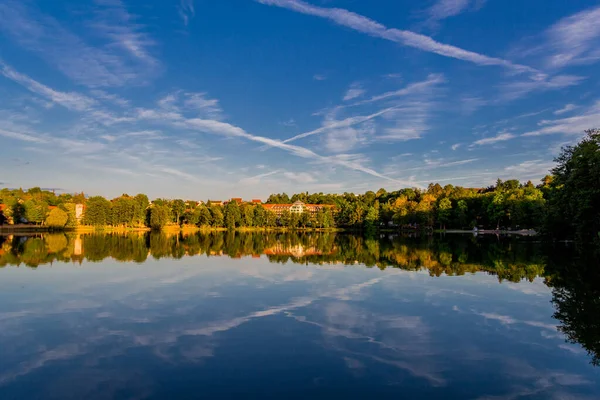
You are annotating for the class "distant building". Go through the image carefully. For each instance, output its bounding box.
[261,201,334,217]
[208,200,223,206]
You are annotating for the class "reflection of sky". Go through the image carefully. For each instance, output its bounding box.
[0,258,598,399]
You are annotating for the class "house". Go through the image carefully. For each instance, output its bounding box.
[261,201,334,217]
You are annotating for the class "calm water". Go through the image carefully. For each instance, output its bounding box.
[0,232,598,399]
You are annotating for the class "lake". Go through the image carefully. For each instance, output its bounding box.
[0,232,599,399]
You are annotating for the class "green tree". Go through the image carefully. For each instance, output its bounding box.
[224,201,241,229]
[546,129,600,242]
[240,204,254,227]
[253,206,267,227]
[364,206,379,230]
[83,196,112,226]
[150,205,171,230]
[133,194,149,226]
[46,208,68,229]
[171,199,186,225]
[210,205,224,227]
[24,200,48,225]
[487,193,506,230]
[61,203,78,228]
[196,204,213,226]
[299,212,311,228]
[437,198,452,230]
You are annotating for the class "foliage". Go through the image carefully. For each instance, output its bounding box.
[545,129,600,243]
[46,208,68,228]
[150,205,172,230]
[1,130,597,240]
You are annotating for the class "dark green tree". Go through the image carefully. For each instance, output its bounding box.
[150,205,171,230]
[546,129,600,243]
[83,196,112,226]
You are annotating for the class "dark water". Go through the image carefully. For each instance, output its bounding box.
[0,232,599,399]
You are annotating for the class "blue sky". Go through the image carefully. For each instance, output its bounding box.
[1,0,599,200]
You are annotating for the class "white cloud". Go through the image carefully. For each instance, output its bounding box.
[523,100,600,136]
[183,92,223,119]
[0,128,46,143]
[501,160,555,182]
[257,0,538,76]
[283,74,444,149]
[451,143,461,150]
[313,74,327,81]
[239,170,281,184]
[178,0,195,26]
[425,0,486,26]
[350,74,445,107]
[554,104,578,115]
[544,5,600,68]
[90,89,130,107]
[0,0,160,87]
[0,62,97,111]
[343,83,365,101]
[425,158,479,167]
[92,0,158,66]
[500,74,585,101]
[473,132,516,146]
[283,172,315,183]
[280,118,297,127]
[284,107,396,144]
[323,122,375,153]
[177,117,412,185]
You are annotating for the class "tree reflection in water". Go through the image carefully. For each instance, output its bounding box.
[1,231,598,366]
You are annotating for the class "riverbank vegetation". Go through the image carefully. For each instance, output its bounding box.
[1,129,598,243]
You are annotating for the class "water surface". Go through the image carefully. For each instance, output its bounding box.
[0,232,598,399]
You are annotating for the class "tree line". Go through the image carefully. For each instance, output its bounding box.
[1,129,598,242]
[0,231,545,282]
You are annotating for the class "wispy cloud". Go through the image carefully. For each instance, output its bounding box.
[473,132,516,146]
[256,0,538,76]
[349,74,445,108]
[283,74,444,149]
[523,100,600,136]
[90,89,130,107]
[343,82,365,101]
[239,170,281,184]
[543,5,600,68]
[500,75,584,101]
[178,0,195,26]
[554,103,578,115]
[283,171,315,183]
[0,128,47,143]
[424,157,479,167]
[0,62,96,111]
[425,0,486,27]
[283,107,395,144]
[313,74,327,81]
[500,160,555,182]
[0,0,160,87]
[92,0,158,67]
[180,117,412,184]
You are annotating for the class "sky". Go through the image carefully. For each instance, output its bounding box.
[0,0,599,200]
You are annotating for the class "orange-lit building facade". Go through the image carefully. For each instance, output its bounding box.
[261,201,334,216]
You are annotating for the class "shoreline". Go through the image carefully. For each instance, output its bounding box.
[0,225,537,235]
